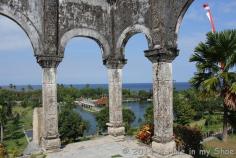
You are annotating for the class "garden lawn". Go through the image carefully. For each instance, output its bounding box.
[203,134,236,158]
[4,106,33,157]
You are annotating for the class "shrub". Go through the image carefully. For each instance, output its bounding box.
[174,125,203,157]
[95,107,135,133]
[228,110,236,129]
[59,108,88,144]
[205,115,221,126]
[136,124,154,144]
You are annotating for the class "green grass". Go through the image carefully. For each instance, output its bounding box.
[3,106,33,157]
[189,114,223,134]
[13,106,33,129]
[203,134,236,158]
[190,119,206,127]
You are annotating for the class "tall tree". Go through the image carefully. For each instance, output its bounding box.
[190,30,236,141]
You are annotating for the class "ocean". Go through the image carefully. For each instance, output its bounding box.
[1,82,191,91]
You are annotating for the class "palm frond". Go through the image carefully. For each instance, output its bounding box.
[202,77,220,92]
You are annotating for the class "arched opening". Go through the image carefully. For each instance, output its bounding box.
[122,33,152,132]
[57,36,108,142]
[59,28,111,58]
[116,24,153,57]
[0,15,41,156]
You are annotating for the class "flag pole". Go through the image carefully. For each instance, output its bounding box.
[203,4,225,70]
[203,4,216,33]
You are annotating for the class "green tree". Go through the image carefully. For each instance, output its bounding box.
[95,107,109,132]
[59,108,88,144]
[190,30,236,140]
[144,105,153,124]
[123,108,136,131]
[138,90,151,100]
[96,107,136,132]
[174,92,196,125]
[144,94,196,126]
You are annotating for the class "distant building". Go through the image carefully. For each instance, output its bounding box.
[95,96,108,107]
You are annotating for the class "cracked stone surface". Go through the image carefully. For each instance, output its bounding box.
[47,136,192,158]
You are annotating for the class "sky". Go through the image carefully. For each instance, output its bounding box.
[0,0,236,85]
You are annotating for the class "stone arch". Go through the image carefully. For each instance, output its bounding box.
[175,0,195,34]
[0,6,42,56]
[59,28,111,59]
[116,24,153,57]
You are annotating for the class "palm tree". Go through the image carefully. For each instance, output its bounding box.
[190,30,236,141]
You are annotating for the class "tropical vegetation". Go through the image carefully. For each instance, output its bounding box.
[190,30,236,140]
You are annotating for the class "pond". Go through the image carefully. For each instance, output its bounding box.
[74,101,152,136]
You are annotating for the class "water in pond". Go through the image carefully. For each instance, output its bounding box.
[75,101,152,135]
[74,107,98,136]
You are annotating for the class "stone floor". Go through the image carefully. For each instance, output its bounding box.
[46,136,192,158]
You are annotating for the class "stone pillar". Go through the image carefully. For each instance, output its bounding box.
[145,47,178,156]
[37,56,62,151]
[33,107,43,146]
[104,58,127,137]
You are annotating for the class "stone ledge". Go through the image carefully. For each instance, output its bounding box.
[108,126,125,137]
[152,140,176,156]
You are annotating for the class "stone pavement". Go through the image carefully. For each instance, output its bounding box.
[47,136,192,158]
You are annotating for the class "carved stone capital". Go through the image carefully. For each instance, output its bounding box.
[103,58,127,69]
[152,136,175,144]
[37,56,62,68]
[107,0,117,5]
[144,47,179,63]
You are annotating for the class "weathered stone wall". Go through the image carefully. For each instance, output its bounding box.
[33,107,43,146]
[0,0,195,59]
[149,0,194,49]
[58,0,111,58]
[113,0,151,45]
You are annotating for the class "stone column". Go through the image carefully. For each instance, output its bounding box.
[145,47,178,156]
[37,56,62,151]
[104,58,127,137]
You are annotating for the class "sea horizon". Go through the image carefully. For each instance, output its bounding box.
[0,82,191,91]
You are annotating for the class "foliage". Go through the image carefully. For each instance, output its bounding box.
[3,107,32,157]
[57,84,108,102]
[59,108,88,144]
[174,92,196,125]
[0,105,7,143]
[228,110,236,129]
[179,89,223,116]
[204,115,222,127]
[136,124,154,144]
[190,30,236,140]
[122,89,152,100]
[0,143,6,158]
[174,125,203,157]
[190,30,236,109]
[95,107,109,132]
[144,105,153,124]
[95,107,136,132]
[123,108,136,131]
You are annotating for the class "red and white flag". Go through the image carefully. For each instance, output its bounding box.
[203,4,216,33]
